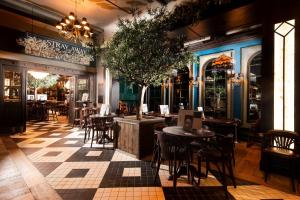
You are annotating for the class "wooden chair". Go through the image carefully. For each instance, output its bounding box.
[151,123,167,168]
[262,130,299,191]
[154,131,193,189]
[83,110,93,143]
[90,117,108,148]
[197,134,236,199]
[72,107,81,127]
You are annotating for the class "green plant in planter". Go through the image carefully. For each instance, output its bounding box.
[102,8,192,120]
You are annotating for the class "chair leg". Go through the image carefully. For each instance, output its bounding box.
[168,160,173,176]
[84,126,87,143]
[264,155,270,182]
[151,143,158,168]
[232,149,236,166]
[197,155,202,185]
[205,159,209,177]
[87,128,91,140]
[221,161,228,199]
[154,158,161,184]
[291,159,296,192]
[173,150,177,189]
[227,159,236,188]
[91,129,94,148]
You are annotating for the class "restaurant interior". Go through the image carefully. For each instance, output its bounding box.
[0,0,300,200]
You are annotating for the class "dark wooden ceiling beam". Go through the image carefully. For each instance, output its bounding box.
[174,1,262,41]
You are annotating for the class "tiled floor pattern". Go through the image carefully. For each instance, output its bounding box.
[8,120,300,200]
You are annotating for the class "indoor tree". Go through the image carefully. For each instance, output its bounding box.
[102,8,192,119]
[27,73,58,99]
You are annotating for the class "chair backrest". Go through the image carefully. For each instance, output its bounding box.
[156,131,185,160]
[159,105,169,115]
[177,109,194,126]
[92,117,107,130]
[216,134,234,156]
[267,130,299,151]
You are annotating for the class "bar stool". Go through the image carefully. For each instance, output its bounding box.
[73,107,81,127]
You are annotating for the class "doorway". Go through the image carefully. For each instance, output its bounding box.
[26,70,72,123]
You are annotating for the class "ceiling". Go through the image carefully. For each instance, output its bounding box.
[28,0,154,28]
[24,0,182,39]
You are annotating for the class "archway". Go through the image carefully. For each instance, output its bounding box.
[247,51,262,122]
[202,58,228,118]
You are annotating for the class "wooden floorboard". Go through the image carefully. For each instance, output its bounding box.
[1,137,62,200]
[233,142,300,194]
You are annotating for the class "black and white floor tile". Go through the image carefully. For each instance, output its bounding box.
[11,120,236,200]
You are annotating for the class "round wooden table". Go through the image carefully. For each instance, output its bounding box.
[161,126,215,185]
[89,114,116,147]
[162,126,215,139]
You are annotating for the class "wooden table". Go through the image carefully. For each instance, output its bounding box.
[89,114,116,147]
[163,126,215,139]
[89,114,116,119]
[162,126,215,185]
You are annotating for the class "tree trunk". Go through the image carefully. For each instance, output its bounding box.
[136,85,148,120]
[34,88,38,100]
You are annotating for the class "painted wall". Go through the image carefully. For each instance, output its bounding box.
[193,39,262,120]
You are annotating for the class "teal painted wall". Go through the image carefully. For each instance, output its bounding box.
[119,79,139,101]
[193,39,262,119]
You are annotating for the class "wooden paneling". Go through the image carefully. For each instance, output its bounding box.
[116,117,165,159]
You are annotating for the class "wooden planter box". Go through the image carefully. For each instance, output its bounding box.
[114,116,165,159]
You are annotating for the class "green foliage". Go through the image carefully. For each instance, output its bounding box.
[27,74,58,89]
[102,8,193,88]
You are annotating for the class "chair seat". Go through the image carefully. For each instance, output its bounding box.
[263,147,300,158]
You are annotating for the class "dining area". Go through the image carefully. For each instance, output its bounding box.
[73,102,239,198]
[150,109,237,198]
[72,104,116,149]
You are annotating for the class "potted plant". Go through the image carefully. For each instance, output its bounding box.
[102,8,192,119]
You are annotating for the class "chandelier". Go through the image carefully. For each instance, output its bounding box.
[55,0,93,46]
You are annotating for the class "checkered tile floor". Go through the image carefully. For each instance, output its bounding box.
[10,120,236,200]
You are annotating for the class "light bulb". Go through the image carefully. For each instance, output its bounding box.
[56,23,62,30]
[84,23,90,30]
[68,12,75,20]
[81,17,87,25]
[74,20,81,28]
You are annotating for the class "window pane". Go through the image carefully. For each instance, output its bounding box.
[4,71,21,102]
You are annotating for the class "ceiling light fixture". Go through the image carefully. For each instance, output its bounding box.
[55,0,93,46]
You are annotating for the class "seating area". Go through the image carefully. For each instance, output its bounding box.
[0,0,300,200]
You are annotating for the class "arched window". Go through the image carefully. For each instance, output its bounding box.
[247,52,262,122]
[203,59,227,118]
[173,67,189,113]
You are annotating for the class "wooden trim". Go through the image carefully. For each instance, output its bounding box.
[0,50,97,74]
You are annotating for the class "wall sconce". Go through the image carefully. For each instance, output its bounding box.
[189,76,201,87]
[226,68,243,86]
[231,73,244,86]
[226,68,235,78]
[163,79,172,88]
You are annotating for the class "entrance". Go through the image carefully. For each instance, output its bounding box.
[26,71,72,123]
[0,58,96,134]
